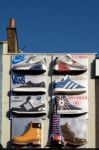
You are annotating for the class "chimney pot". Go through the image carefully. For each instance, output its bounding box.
[10,18,15,28]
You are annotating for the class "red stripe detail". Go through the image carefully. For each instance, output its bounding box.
[57,62,70,71]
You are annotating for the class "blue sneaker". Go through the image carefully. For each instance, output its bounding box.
[53,75,86,94]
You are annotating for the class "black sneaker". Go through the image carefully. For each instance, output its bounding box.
[12,81,46,93]
[11,96,46,114]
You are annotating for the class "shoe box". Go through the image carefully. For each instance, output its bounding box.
[8,54,88,148]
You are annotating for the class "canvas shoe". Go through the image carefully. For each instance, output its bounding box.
[61,123,87,146]
[53,75,86,94]
[11,96,46,114]
[12,81,46,93]
[13,56,46,73]
[53,54,87,73]
[55,96,87,114]
[12,121,41,146]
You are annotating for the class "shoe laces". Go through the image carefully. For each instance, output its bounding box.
[65,54,78,64]
[26,56,46,64]
[52,114,61,135]
[61,75,70,81]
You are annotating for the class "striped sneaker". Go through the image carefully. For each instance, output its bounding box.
[53,54,87,74]
[53,75,86,94]
[55,96,87,114]
[11,96,46,114]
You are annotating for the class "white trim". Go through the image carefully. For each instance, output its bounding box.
[53,88,86,94]
[12,110,46,114]
[57,109,87,114]
[67,82,75,89]
[12,87,46,92]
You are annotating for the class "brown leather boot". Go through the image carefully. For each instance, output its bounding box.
[61,123,87,146]
[12,121,41,146]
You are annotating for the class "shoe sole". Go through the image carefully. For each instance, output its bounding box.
[64,140,87,146]
[11,110,46,114]
[13,64,46,71]
[57,110,87,114]
[53,88,86,94]
[12,87,46,93]
[13,140,41,146]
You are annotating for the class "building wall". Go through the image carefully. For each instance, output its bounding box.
[1,51,96,148]
[87,54,96,148]
[95,79,99,147]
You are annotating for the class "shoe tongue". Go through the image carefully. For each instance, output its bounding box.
[67,54,72,57]
[29,121,33,128]
[26,96,31,101]
[27,55,37,62]
[65,54,72,60]
[65,122,68,127]
[61,75,69,81]
[26,81,33,85]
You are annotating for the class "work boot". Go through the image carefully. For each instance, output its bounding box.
[12,121,41,146]
[61,123,87,146]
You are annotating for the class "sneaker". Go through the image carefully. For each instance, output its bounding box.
[53,54,87,73]
[53,75,86,94]
[12,81,46,93]
[11,96,46,114]
[13,56,46,73]
[55,96,86,114]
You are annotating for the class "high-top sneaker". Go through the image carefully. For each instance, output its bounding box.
[61,123,87,146]
[55,96,87,114]
[12,121,41,146]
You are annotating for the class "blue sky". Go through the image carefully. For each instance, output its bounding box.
[0,0,99,53]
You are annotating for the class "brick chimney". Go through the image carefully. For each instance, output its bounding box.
[7,18,19,53]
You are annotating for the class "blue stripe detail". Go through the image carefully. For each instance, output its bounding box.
[69,83,76,89]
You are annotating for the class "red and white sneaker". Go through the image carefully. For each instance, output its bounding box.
[53,54,87,74]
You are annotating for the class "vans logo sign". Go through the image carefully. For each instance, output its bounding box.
[12,75,25,84]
